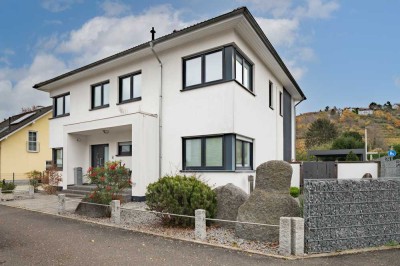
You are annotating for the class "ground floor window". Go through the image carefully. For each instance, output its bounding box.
[182,134,253,171]
[52,148,63,170]
[118,141,132,156]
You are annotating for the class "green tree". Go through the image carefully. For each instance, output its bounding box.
[341,131,363,142]
[384,101,392,110]
[324,106,330,112]
[305,118,338,149]
[369,102,378,110]
[331,135,364,150]
[346,151,360,161]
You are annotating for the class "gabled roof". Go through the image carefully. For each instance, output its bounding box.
[33,7,306,100]
[0,106,52,141]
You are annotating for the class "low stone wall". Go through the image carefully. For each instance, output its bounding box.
[304,179,400,253]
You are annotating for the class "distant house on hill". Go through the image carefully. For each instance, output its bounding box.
[358,108,373,116]
[392,103,400,110]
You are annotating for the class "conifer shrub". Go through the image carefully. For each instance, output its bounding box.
[146,175,217,226]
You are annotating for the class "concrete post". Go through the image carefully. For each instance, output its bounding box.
[58,194,66,215]
[279,217,292,256]
[28,185,34,199]
[195,209,206,241]
[111,200,121,224]
[291,217,304,256]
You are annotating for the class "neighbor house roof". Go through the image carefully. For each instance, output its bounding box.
[0,106,53,141]
[33,7,306,100]
[308,149,366,161]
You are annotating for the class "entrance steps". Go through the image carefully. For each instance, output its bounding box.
[61,185,132,202]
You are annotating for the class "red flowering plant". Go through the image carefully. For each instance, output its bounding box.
[84,161,131,205]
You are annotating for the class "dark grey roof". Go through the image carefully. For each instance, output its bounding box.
[308,149,366,156]
[33,7,305,100]
[0,106,52,140]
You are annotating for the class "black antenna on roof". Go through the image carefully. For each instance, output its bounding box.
[150,27,156,41]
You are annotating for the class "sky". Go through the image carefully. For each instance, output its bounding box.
[0,0,399,119]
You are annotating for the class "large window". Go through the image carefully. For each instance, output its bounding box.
[27,131,39,152]
[184,49,223,88]
[53,148,63,170]
[236,139,253,170]
[182,134,253,171]
[269,81,274,109]
[118,141,132,156]
[235,52,252,90]
[182,45,253,93]
[183,136,224,170]
[54,93,70,117]
[119,72,142,103]
[91,81,109,109]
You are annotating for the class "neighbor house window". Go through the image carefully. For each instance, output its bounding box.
[183,136,224,170]
[118,141,132,156]
[235,51,252,91]
[236,139,253,170]
[54,93,70,117]
[53,148,63,170]
[119,72,141,103]
[269,81,274,109]
[91,81,109,109]
[27,131,39,152]
[279,91,283,116]
[183,49,223,88]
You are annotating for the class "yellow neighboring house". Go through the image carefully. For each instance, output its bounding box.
[0,106,52,181]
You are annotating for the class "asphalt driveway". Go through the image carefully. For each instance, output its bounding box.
[0,205,399,265]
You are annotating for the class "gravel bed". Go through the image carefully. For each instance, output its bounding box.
[64,201,278,255]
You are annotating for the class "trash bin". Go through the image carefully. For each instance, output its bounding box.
[74,167,83,185]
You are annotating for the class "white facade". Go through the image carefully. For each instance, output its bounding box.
[35,8,305,198]
[358,109,373,116]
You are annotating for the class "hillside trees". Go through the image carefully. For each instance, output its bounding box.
[332,131,364,149]
[305,118,338,149]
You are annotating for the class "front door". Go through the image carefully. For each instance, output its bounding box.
[91,144,109,168]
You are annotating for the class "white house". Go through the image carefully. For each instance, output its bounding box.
[33,7,306,200]
[358,108,373,116]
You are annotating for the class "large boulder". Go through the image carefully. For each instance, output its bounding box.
[235,189,300,242]
[255,160,293,191]
[214,183,248,228]
[75,201,111,218]
[235,160,300,242]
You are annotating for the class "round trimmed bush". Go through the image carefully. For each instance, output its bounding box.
[146,175,217,226]
[290,187,300,198]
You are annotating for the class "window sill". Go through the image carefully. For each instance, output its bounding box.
[89,104,109,111]
[115,154,132,157]
[235,169,255,173]
[117,97,142,105]
[180,170,234,173]
[181,79,226,91]
[50,113,70,120]
[27,150,39,153]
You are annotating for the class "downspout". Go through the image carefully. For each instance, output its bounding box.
[149,41,163,179]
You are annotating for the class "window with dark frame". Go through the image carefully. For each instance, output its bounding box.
[182,45,254,93]
[53,148,63,170]
[184,49,223,88]
[235,139,253,170]
[234,51,252,91]
[119,72,142,103]
[91,81,109,109]
[183,136,224,170]
[118,141,132,156]
[53,93,70,117]
[279,91,283,116]
[269,81,274,109]
[27,131,38,152]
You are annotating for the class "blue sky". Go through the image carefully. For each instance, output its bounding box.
[0,0,399,119]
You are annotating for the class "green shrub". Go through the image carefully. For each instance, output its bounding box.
[290,187,300,198]
[146,175,217,226]
[85,161,131,205]
[1,180,16,193]
[26,170,42,191]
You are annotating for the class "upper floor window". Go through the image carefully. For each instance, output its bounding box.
[279,91,283,116]
[27,131,39,152]
[235,52,252,90]
[54,93,70,118]
[182,45,253,93]
[184,49,223,88]
[269,81,274,109]
[119,71,141,104]
[91,81,109,109]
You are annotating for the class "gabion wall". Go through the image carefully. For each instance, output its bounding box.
[303,179,400,253]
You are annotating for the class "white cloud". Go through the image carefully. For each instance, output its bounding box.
[294,0,339,19]
[237,0,293,17]
[256,17,299,47]
[100,0,131,17]
[57,5,190,67]
[41,0,81,12]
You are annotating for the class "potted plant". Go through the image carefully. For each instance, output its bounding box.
[1,179,16,201]
[26,170,42,192]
